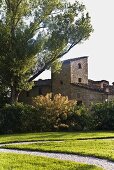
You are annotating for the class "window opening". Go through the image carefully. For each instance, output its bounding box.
[78,63,82,69]
[78,78,82,83]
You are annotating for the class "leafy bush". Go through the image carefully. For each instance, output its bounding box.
[89,101,114,130]
[33,93,89,131]
[0,93,90,134]
[0,87,9,108]
[32,93,75,131]
[0,103,38,134]
[67,104,90,131]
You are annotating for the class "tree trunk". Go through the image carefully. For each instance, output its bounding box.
[11,86,20,104]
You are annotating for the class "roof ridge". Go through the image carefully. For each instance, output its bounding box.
[62,56,88,64]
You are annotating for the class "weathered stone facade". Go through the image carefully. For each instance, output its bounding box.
[51,56,111,106]
[52,60,71,98]
[19,80,51,104]
[70,84,107,106]
[70,57,88,84]
[51,56,89,99]
[19,56,114,107]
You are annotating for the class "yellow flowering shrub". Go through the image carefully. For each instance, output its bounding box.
[32,93,89,131]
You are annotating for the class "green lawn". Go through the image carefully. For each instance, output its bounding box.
[0,131,114,144]
[0,153,102,170]
[1,131,114,169]
[4,138,114,162]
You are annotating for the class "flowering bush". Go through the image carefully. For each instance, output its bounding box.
[0,93,90,134]
[32,93,89,131]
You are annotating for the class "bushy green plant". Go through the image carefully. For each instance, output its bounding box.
[67,104,90,131]
[0,103,22,133]
[33,94,89,131]
[0,93,91,134]
[33,93,75,131]
[0,86,9,108]
[0,103,38,134]
[90,101,114,130]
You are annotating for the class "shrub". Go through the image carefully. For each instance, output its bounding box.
[66,104,90,131]
[89,101,114,130]
[0,84,12,108]
[32,93,89,131]
[0,93,90,134]
[32,93,75,131]
[0,103,38,134]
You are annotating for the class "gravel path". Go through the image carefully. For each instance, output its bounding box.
[0,142,114,170]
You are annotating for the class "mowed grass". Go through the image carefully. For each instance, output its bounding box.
[1,131,114,169]
[4,139,114,162]
[0,153,102,170]
[0,131,114,144]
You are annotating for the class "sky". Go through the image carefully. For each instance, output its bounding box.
[38,0,114,84]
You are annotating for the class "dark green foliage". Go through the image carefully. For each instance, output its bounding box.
[0,0,93,103]
[0,103,37,134]
[68,105,90,131]
[0,94,9,108]
[33,94,89,132]
[1,104,23,133]
[89,101,114,130]
[54,104,90,131]
[0,95,89,134]
[1,95,114,134]
[0,84,9,108]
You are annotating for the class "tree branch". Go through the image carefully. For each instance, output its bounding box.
[28,38,82,82]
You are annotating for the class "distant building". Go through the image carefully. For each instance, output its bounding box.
[19,56,114,106]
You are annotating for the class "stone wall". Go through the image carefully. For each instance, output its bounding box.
[19,56,114,107]
[108,95,114,101]
[51,56,108,106]
[71,57,88,84]
[52,56,88,98]
[52,62,71,98]
[70,84,108,106]
[19,85,51,104]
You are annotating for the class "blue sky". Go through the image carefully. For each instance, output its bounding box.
[37,0,114,84]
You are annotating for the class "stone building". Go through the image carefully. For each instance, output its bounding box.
[19,56,114,106]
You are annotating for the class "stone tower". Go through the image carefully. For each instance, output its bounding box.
[70,56,88,84]
[51,56,88,98]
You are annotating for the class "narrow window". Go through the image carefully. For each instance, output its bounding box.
[78,63,82,69]
[78,78,82,83]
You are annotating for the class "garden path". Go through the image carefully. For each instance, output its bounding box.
[0,141,114,170]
